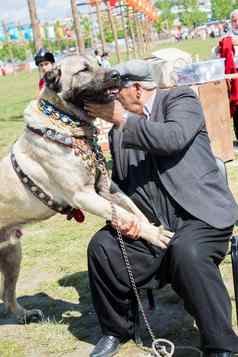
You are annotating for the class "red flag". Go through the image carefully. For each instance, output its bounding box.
[109,0,117,6]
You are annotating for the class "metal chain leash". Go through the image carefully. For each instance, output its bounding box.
[111,204,174,357]
[93,139,174,357]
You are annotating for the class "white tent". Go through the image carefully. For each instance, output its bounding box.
[147,48,192,88]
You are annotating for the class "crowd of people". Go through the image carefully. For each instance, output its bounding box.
[173,21,231,42]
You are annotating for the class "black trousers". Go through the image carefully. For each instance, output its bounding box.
[87,218,238,352]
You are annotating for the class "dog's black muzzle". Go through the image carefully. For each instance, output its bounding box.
[104,69,121,88]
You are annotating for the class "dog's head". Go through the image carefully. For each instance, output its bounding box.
[44,55,121,108]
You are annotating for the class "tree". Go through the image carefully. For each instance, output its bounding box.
[180,8,208,27]
[154,0,175,32]
[0,43,27,62]
[233,0,238,10]
[211,0,233,20]
[178,0,208,27]
[81,16,93,48]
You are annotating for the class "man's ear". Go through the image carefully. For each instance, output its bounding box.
[44,65,62,92]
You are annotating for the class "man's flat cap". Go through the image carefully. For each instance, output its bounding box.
[114,60,156,87]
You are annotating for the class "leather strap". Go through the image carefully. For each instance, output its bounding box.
[27,125,74,148]
[11,150,74,216]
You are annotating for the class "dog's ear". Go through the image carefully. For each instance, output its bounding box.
[44,66,62,92]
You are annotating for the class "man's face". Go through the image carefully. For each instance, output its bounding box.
[118,84,139,113]
[39,61,53,75]
[232,14,238,31]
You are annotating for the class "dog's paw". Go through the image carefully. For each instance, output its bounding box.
[17,308,44,324]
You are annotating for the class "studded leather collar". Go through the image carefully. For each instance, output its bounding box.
[27,125,74,148]
[11,150,74,217]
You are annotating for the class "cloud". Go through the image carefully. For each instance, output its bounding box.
[0,0,73,25]
[37,0,71,21]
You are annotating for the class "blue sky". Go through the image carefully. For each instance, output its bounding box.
[0,0,90,25]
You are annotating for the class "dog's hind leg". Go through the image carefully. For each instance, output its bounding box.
[0,230,43,324]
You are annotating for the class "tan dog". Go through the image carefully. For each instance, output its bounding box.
[0,55,168,324]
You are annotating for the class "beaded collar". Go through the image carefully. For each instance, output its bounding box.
[38,99,91,129]
[37,99,106,170]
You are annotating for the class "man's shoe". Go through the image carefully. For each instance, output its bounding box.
[204,351,232,357]
[90,335,120,357]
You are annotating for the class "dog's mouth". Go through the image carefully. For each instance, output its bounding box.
[65,69,121,107]
[102,85,120,101]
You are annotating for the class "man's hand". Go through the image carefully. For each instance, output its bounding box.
[112,219,174,249]
[84,100,126,127]
[115,219,141,240]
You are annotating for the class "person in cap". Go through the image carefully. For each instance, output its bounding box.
[85,60,238,357]
[34,48,55,91]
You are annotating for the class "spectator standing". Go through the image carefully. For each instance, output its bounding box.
[34,48,55,93]
[0,65,6,76]
[94,49,102,67]
[217,10,238,140]
[101,51,111,69]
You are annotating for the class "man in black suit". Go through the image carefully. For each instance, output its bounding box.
[85,60,238,357]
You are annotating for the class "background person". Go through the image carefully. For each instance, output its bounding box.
[85,60,238,357]
[101,51,111,69]
[216,10,238,140]
[94,49,102,67]
[34,48,55,92]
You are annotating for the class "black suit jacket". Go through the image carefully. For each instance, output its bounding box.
[109,86,238,229]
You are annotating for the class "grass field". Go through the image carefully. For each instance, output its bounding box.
[0,38,238,357]
[110,37,218,63]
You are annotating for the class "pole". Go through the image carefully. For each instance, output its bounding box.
[127,8,138,58]
[71,0,85,53]
[134,12,146,57]
[27,0,43,51]
[95,0,106,51]
[119,0,130,59]
[132,10,142,57]
[105,0,120,62]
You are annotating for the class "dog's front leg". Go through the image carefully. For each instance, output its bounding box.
[96,177,149,222]
[73,191,166,248]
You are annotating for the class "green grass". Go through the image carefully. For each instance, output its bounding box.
[0,40,237,356]
[110,37,218,63]
[151,37,218,60]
